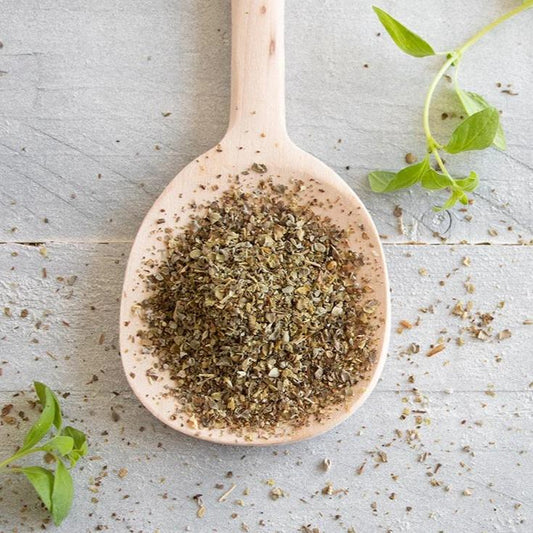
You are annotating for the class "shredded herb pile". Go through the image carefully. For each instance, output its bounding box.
[139,181,377,432]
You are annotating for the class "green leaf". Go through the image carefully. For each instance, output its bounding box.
[369,158,429,193]
[373,6,435,57]
[51,459,73,526]
[62,426,88,454]
[21,466,54,512]
[455,171,479,192]
[421,169,478,195]
[456,89,506,150]
[34,381,62,430]
[21,384,57,451]
[444,107,500,154]
[393,158,430,189]
[41,436,74,456]
[62,426,88,466]
[435,190,468,211]
[368,171,397,192]
[423,169,477,209]
[421,168,454,190]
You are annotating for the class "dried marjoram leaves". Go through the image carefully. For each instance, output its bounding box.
[139,180,377,433]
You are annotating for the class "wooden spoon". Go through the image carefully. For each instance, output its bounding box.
[120,0,390,445]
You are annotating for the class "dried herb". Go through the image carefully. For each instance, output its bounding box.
[426,343,446,357]
[139,179,378,433]
[251,162,268,174]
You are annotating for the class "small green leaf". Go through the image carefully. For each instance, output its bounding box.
[455,171,479,192]
[62,426,88,466]
[373,6,435,57]
[41,436,74,456]
[34,381,62,430]
[368,171,397,192]
[458,192,469,205]
[423,170,476,209]
[51,459,73,526]
[446,52,460,67]
[62,426,88,454]
[392,158,430,189]
[21,384,57,451]
[21,466,54,512]
[435,190,468,211]
[369,158,429,193]
[421,168,454,190]
[445,108,500,154]
[456,89,506,150]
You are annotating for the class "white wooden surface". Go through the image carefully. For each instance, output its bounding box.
[0,1,531,532]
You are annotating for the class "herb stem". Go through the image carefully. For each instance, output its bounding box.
[0,448,37,470]
[457,1,533,56]
[423,1,532,152]
[423,54,457,150]
[452,62,461,93]
[431,148,451,178]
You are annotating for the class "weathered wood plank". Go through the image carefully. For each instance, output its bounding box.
[0,0,531,243]
[0,389,530,532]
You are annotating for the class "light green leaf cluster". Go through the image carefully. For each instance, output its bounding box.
[369,2,531,209]
[0,382,88,525]
[370,158,478,210]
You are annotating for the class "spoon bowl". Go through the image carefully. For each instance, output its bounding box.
[120,0,390,445]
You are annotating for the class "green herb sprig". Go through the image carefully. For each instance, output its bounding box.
[0,382,88,525]
[370,1,533,210]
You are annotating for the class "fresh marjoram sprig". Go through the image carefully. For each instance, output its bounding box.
[0,382,88,525]
[369,1,533,210]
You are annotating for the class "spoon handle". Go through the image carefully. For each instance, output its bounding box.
[225,0,287,141]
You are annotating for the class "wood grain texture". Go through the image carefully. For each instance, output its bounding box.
[0,389,530,533]
[0,0,531,243]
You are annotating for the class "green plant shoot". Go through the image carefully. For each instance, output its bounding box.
[370,1,533,209]
[0,382,88,525]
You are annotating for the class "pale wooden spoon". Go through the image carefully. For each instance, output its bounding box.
[120,0,390,445]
